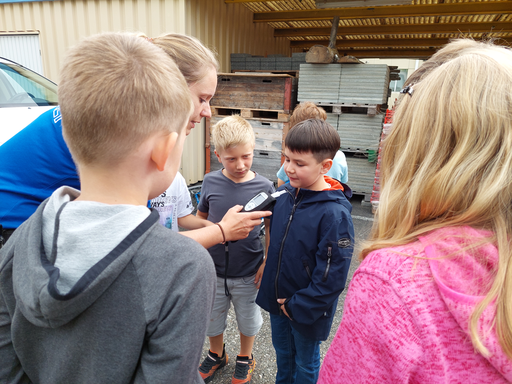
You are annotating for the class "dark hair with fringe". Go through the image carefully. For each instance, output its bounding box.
[285,118,340,163]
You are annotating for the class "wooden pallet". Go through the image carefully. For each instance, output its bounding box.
[211,106,290,122]
[231,69,299,77]
[212,73,297,113]
[316,102,383,116]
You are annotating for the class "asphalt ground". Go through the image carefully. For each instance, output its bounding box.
[198,195,375,384]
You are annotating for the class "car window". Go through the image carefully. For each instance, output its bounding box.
[0,62,58,107]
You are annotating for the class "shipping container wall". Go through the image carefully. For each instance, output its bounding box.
[0,0,290,184]
[0,0,188,82]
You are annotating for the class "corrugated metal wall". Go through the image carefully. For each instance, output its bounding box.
[0,0,290,184]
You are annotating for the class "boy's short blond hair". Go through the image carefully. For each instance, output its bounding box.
[59,32,192,166]
[211,115,255,152]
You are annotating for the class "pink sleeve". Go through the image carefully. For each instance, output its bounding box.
[318,270,423,384]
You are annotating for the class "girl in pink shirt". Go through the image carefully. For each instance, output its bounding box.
[319,39,512,384]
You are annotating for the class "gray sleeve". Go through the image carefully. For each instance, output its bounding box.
[197,173,210,215]
[0,240,30,383]
[132,229,216,384]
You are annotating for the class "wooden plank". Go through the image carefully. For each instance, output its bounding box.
[274,22,512,37]
[291,37,489,49]
[217,72,294,78]
[212,107,291,122]
[253,2,512,22]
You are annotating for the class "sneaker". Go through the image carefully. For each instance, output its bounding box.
[198,344,228,383]
[231,354,256,384]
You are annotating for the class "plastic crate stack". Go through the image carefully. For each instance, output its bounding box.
[206,73,298,183]
[297,63,391,201]
[231,52,307,71]
[370,109,394,213]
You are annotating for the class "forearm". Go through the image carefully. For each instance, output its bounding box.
[178,214,213,231]
[179,224,224,249]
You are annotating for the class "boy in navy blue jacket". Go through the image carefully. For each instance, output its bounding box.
[256,119,354,384]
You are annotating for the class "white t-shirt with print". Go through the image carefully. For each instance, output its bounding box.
[151,172,194,232]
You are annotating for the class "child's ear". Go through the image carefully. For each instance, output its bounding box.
[320,159,333,174]
[214,149,222,163]
[152,132,179,172]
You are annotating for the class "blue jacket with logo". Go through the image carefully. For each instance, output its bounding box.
[256,177,354,341]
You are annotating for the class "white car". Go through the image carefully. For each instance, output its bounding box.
[0,57,58,145]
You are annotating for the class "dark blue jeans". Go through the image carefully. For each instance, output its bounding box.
[270,313,321,384]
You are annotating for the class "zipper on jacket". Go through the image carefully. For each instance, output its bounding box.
[322,244,333,282]
[275,190,304,313]
[302,260,312,280]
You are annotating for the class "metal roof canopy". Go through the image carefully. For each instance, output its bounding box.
[224,0,512,59]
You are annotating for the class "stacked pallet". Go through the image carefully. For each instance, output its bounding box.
[206,73,298,182]
[230,52,307,71]
[298,63,391,200]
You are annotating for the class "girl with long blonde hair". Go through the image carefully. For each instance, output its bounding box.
[318,39,512,383]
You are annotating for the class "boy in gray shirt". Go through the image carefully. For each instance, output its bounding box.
[197,115,274,384]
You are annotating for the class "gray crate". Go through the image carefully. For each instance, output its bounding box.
[345,155,377,195]
[338,64,390,104]
[325,113,339,130]
[261,57,276,70]
[338,113,384,152]
[292,52,307,61]
[230,53,251,58]
[245,57,261,70]
[230,61,246,71]
[298,64,342,103]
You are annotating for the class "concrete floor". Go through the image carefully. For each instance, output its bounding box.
[199,195,375,383]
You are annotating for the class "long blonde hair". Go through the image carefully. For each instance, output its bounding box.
[365,39,512,358]
[151,33,219,85]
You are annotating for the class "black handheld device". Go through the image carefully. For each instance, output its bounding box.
[241,190,287,212]
[241,191,275,212]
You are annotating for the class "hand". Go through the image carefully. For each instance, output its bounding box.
[277,298,291,319]
[218,205,272,242]
[254,262,265,289]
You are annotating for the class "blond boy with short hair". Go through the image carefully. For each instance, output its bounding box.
[0,32,216,383]
[197,115,274,384]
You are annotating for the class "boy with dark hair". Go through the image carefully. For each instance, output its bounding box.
[0,32,216,383]
[257,118,354,384]
[277,102,348,187]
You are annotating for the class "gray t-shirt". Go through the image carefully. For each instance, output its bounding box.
[198,170,274,278]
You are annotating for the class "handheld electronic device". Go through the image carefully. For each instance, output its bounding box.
[241,190,287,212]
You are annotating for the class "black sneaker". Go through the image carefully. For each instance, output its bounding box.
[199,344,228,383]
[231,354,256,384]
